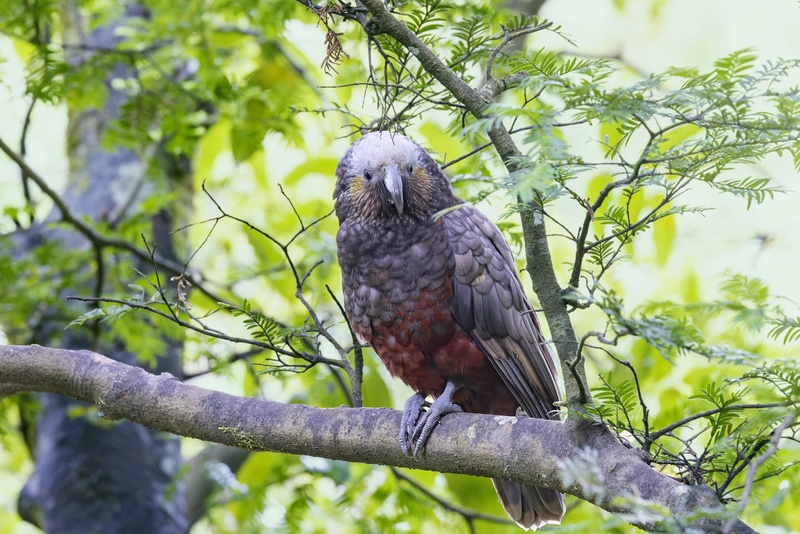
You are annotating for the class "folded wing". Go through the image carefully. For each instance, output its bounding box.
[443,205,561,420]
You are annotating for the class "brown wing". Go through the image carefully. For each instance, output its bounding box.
[443,205,561,420]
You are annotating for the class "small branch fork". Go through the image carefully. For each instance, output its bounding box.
[0,134,225,305]
[67,181,365,404]
[481,21,553,100]
[198,182,355,362]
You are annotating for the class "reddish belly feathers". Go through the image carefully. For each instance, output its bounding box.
[359,282,519,417]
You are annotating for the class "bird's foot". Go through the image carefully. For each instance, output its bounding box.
[405,381,463,459]
[400,392,429,456]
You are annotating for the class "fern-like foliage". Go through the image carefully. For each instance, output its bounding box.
[471,49,800,291]
[221,298,291,345]
[692,274,800,344]
[586,276,799,503]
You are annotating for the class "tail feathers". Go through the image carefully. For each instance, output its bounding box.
[492,479,565,531]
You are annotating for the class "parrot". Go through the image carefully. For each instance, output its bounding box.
[334,131,565,529]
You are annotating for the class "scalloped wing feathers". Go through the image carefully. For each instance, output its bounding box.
[444,205,561,420]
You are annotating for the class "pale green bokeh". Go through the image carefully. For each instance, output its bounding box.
[1,0,799,532]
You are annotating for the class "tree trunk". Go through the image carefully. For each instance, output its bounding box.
[15,3,189,531]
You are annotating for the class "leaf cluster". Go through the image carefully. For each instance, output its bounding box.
[584,278,800,506]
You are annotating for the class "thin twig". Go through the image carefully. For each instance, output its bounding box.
[200,184,356,381]
[590,344,650,445]
[183,348,265,380]
[0,135,228,305]
[390,467,513,527]
[326,285,363,407]
[18,98,37,226]
[648,403,789,445]
[485,22,553,82]
[441,120,589,169]
[68,295,345,369]
[722,413,795,534]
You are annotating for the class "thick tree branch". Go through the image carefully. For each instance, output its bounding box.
[0,345,754,533]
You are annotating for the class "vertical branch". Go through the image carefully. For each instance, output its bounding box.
[521,203,585,407]
[19,98,37,225]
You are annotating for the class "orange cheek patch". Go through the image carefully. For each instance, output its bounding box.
[412,167,427,184]
[350,176,371,206]
[411,167,434,198]
[349,176,381,218]
[350,176,365,196]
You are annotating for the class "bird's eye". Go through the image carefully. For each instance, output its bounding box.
[364,171,373,181]
[407,165,414,174]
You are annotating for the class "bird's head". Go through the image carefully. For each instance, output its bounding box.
[334,131,457,223]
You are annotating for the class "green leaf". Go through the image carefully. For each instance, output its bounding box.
[707,177,784,209]
[66,308,107,328]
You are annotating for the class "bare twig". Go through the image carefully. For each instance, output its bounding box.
[390,467,513,529]
[722,413,795,534]
[18,98,37,226]
[484,22,553,82]
[326,285,363,408]
[67,295,344,370]
[183,348,265,380]
[198,183,357,386]
[0,135,228,305]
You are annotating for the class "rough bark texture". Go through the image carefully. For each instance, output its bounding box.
[0,345,756,533]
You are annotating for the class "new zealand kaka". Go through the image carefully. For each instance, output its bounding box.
[334,131,565,530]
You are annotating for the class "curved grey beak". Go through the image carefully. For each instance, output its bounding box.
[383,165,404,216]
